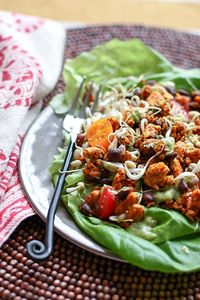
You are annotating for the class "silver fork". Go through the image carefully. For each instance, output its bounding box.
[27,79,101,261]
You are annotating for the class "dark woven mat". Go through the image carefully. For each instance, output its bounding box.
[1,25,200,300]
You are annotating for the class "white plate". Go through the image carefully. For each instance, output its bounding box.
[19,105,124,262]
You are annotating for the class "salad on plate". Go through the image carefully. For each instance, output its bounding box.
[50,39,200,272]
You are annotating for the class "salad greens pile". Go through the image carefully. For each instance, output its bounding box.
[50,39,200,273]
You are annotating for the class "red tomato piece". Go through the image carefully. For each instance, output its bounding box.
[98,186,116,219]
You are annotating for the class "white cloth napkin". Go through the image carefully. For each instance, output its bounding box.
[0,11,66,246]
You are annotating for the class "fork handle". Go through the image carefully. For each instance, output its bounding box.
[27,139,75,261]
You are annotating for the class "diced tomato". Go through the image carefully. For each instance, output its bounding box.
[86,118,114,149]
[171,100,188,120]
[97,186,116,219]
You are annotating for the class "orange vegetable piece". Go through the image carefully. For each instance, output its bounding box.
[86,118,114,149]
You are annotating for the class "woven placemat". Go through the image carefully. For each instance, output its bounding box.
[1,25,200,300]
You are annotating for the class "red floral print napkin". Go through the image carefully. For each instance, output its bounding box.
[0,11,66,246]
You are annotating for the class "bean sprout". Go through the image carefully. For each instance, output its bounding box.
[108,135,118,150]
[140,118,148,132]
[164,117,172,138]
[175,172,199,184]
[189,111,200,121]
[192,161,200,174]
[66,182,85,193]
[148,106,162,116]
[74,147,83,159]
[131,95,141,106]
[124,147,164,180]
[102,161,124,172]
[115,127,128,138]
[70,160,83,168]
[59,168,83,174]
[129,150,140,161]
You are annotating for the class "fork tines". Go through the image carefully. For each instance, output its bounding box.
[69,78,101,118]
[79,81,94,118]
[69,77,86,115]
[91,84,102,114]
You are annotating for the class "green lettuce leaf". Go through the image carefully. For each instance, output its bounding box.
[146,208,200,244]
[49,146,84,189]
[65,191,200,273]
[49,147,67,186]
[51,38,200,113]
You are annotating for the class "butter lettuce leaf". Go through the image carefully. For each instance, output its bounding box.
[51,38,200,113]
[65,191,200,273]
[49,146,84,189]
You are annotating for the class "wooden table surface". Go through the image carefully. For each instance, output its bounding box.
[0,0,200,30]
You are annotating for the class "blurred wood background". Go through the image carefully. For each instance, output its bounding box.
[0,0,200,29]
